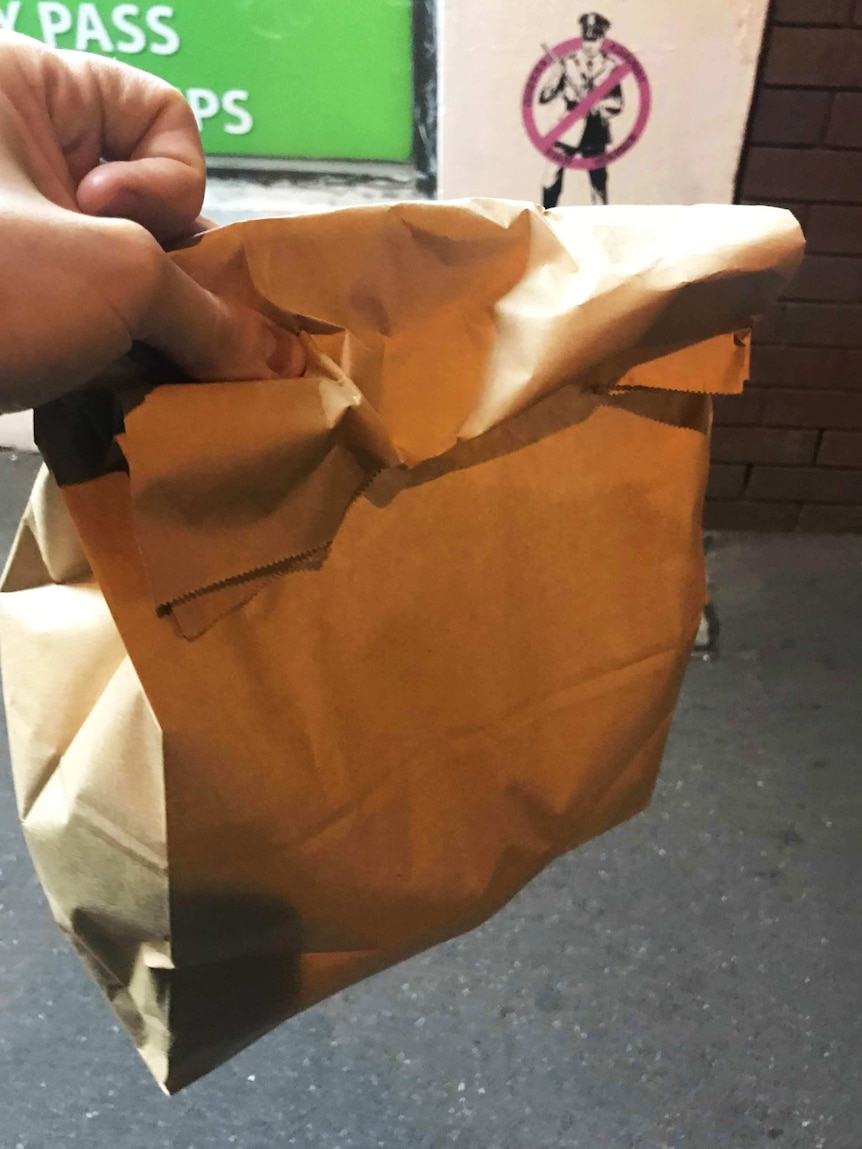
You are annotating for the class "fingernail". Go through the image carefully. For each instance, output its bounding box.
[262,326,279,371]
[265,326,306,377]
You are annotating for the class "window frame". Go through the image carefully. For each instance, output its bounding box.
[205,0,438,198]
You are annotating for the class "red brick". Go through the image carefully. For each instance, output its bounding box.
[780,303,862,347]
[707,464,748,499]
[752,306,785,344]
[764,28,862,87]
[751,346,844,387]
[818,430,862,465]
[742,148,862,203]
[774,0,852,22]
[750,89,831,145]
[712,426,818,464]
[805,205,862,253]
[712,390,766,425]
[703,500,800,531]
[798,503,862,529]
[783,255,862,301]
[748,465,862,501]
[826,93,862,148]
[837,351,862,388]
[763,388,862,427]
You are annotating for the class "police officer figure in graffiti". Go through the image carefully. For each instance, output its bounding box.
[540,12,623,208]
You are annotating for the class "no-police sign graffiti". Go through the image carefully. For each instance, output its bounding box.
[523,37,651,170]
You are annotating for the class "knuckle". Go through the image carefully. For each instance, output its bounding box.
[153,78,204,143]
[101,218,168,325]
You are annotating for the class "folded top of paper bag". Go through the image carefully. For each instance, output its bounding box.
[35,199,803,631]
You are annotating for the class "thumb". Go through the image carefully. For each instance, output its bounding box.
[131,238,305,381]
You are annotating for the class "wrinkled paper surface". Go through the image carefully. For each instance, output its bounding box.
[0,199,802,1091]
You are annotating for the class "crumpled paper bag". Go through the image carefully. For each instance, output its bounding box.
[0,199,802,1092]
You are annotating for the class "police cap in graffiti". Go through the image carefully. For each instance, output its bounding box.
[579,12,611,41]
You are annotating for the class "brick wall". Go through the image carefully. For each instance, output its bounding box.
[706,0,862,531]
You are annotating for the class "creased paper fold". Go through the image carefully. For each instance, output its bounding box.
[38,199,802,626]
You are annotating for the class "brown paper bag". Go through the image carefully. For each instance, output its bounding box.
[0,200,802,1092]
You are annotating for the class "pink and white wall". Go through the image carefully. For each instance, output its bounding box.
[438,0,771,204]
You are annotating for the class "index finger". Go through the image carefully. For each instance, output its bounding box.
[46,45,206,243]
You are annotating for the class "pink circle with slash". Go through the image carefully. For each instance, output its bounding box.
[522,37,651,170]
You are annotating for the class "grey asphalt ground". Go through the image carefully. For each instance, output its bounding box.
[0,447,859,1149]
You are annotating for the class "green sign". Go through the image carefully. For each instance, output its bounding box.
[0,1,415,161]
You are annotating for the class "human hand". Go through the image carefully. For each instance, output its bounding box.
[0,32,304,412]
